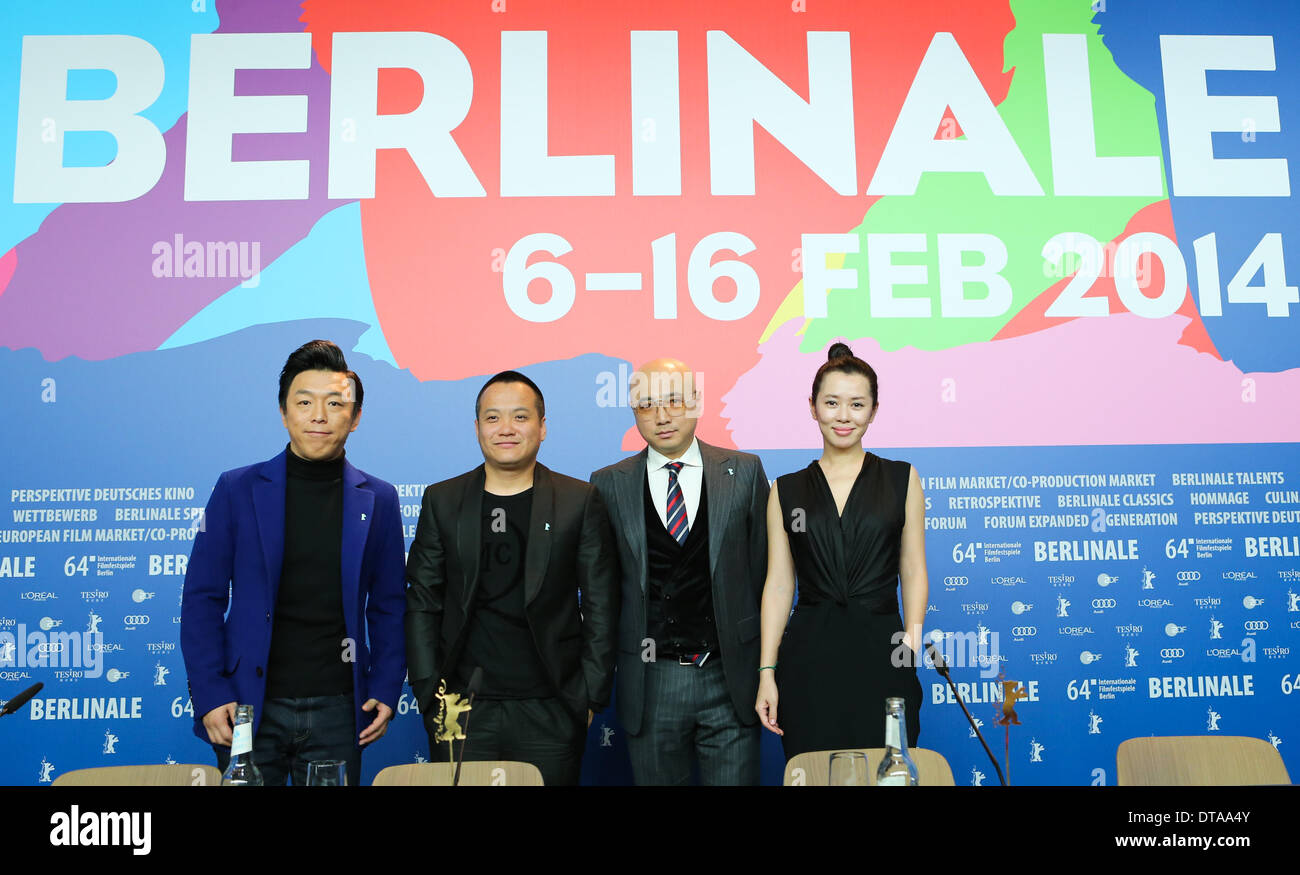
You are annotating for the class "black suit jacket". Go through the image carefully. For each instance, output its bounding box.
[590,440,769,734]
[404,463,619,720]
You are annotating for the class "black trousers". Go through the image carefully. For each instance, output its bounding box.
[425,696,586,786]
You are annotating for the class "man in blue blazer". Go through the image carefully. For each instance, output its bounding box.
[181,340,406,785]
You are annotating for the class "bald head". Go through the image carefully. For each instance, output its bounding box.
[630,357,701,459]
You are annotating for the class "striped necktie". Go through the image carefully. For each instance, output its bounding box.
[664,460,689,545]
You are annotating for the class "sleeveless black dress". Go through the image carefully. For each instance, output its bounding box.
[776,453,922,759]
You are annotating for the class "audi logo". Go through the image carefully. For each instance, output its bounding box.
[1010,626,1037,637]
[1160,648,1185,659]
[1092,599,1117,609]
[1244,620,1270,631]
[36,642,65,653]
[1176,571,1201,582]
[123,615,151,626]
[944,576,969,585]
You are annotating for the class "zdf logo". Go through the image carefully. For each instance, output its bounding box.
[1092,598,1117,609]
[1176,571,1200,582]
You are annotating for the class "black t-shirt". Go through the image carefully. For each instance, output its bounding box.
[453,488,555,698]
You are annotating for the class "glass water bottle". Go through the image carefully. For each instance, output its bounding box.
[875,697,918,786]
[221,704,263,786]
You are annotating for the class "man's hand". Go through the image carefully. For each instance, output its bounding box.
[359,698,393,745]
[202,702,237,746]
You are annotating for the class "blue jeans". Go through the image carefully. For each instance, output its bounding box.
[214,694,359,786]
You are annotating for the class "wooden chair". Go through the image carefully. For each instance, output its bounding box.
[371,761,545,786]
[1117,736,1291,785]
[783,748,955,785]
[51,764,223,786]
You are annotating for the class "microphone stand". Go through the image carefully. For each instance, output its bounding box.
[926,644,1006,787]
[452,668,483,787]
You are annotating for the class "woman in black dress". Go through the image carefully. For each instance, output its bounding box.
[755,342,929,759]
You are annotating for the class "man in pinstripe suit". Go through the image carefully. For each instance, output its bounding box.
[590,358,769,785]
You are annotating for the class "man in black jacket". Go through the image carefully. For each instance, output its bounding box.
[405,371,618,785]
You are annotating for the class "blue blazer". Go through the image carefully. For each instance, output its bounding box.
[180,450,407,744]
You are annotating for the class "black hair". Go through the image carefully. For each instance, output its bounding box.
[475,370,545,419]
[278,339,363,413]
[811,341,878,407]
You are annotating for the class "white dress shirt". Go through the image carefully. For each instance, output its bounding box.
[645,438,703,535]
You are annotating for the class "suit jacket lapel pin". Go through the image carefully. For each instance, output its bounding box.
[361,513,367,520]
[545,522,551,531]
[727,467,734,476]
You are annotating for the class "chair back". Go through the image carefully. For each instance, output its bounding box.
[1117,735,1290,785]
[51,764,223,786]
[783,748,955,785]
[371,761,545,786]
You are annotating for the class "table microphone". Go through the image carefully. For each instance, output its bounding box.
[0,681,44,718]
[925,643,1006,787]
[452,667,483,787]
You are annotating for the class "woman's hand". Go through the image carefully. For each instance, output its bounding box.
[755,671,783,736]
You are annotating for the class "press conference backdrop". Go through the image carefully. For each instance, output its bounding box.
[1,0,1298,786]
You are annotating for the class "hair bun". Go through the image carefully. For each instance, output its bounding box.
[827,341,854,361]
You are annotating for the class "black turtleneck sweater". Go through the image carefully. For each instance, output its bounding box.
[265,446,353,698]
